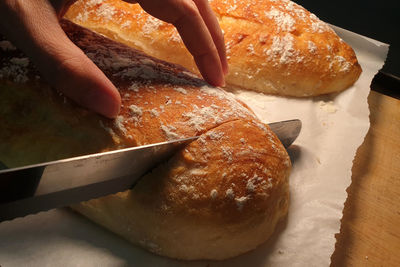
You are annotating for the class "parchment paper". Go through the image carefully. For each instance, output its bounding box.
[0,26,389,267]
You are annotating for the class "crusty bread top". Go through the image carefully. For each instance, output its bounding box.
[130,119,290,223]
[0,20,260,166]
[65,0,362,97]
[62,21,259,145]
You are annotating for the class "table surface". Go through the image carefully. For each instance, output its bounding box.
[331,88,400,266]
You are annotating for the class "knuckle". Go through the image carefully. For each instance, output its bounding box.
[171,0,201,27]
[181,0,200,17]
[214,28,225,43]
[172,0,200,20]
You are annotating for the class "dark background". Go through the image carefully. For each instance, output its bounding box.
[293,0,400,78]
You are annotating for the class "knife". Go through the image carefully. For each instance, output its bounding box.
[0,119,301,222]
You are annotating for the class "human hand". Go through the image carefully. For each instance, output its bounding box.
[131,0,228,86]
[0,0,227,118]
[0,0,121,118]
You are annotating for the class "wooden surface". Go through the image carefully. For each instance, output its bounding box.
[331,90,400,266]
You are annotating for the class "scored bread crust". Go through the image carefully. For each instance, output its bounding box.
[73,119,290,260]
[65,0,362,97]
[0,20,291,260]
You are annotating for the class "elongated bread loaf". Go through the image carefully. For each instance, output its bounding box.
[0,20,291,260]
[65,0,361,97]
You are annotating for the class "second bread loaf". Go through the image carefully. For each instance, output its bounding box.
[65,0,362,97]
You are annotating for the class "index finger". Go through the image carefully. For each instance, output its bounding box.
[136,0,226,86]
[193,0,228,75]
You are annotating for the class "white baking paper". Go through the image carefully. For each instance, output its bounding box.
[0,27,388,267]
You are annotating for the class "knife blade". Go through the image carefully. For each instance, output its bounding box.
[0,137,196,222]
[268,119,302,148]
[0,119,301,222]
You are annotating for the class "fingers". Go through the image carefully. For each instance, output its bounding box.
[192,0,228,75]
[173,3,225,86]
[136,0,226,86]
[0,0,121,118]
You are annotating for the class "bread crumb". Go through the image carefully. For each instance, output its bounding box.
[139,239,161,253]
[129,104,143,117]
[334,55,351,72]
[174,87,188,95]
[210,189,218,199]
[206,130,224,141]
[318,101,337,113]
[142,16,163,35]
[114,116,127,134]
[221,146,233,162]
[121,20,132,29]
[308,41,317,54]
[264,7,296,32]
[0,40,16,51]
[160,124,180,140]
[148,108,159,117]
[225,188,235,199]
[128,83,140,92]
[246,179,255,193]
[235,196,248,211]
[95,3,116,21]
[247,43,256,55]
[0,57,30,83]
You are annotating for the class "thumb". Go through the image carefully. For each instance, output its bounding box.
[0,0,121,118]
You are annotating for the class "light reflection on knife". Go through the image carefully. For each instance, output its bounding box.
[0,119,301,222]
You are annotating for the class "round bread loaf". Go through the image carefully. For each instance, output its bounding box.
[0,21,291,260]
[65,0,362,97]
[73,119,290,260]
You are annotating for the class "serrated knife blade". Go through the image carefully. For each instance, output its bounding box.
[0,137,196,222]
[0,119,301,222]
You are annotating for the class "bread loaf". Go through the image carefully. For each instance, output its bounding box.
[0,20,291,260]
[65,0,362,97]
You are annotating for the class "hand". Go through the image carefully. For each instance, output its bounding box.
[0,0,227,118]
[132,0,228,86]
[0,0,121,118]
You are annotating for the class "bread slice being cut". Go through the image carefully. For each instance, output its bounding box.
[65,0,362,97]
[0,20,291,260]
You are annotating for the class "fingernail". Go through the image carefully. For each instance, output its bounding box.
[220,78,226,87]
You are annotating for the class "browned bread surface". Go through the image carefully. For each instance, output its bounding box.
[65,0,362,97]
[74,119,290,260]
[0,20,291,260]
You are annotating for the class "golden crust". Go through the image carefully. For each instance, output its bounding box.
[74,119,290,260]
[0,21,290,260]
[65,0,362,97]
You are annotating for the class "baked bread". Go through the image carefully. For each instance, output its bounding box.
[0,20,291,260]
[65,0,362,97]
